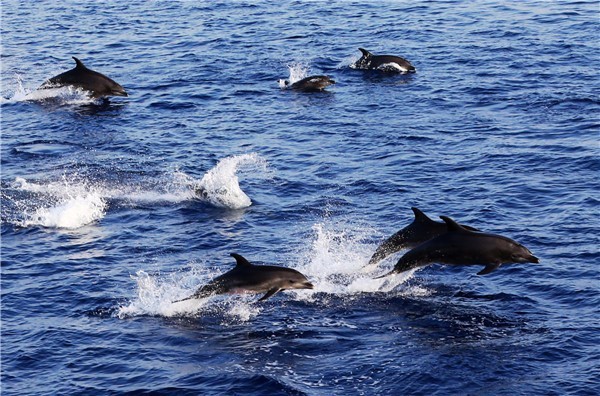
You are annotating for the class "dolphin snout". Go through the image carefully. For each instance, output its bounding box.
[529,255,540,264]
[303,281,314,289]
[112,89,128,97]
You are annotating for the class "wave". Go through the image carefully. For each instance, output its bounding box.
[194,153,268,209]
[2,153,267,229]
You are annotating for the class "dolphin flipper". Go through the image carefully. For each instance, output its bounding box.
[258,288,280,301]
[477,263,501,275]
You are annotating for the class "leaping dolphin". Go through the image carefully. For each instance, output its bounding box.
[281,75,336,92]
[39,57,128,98]
[368,207,478,266]
[173,253,314,302]
[376,216,539,278]
[352,48,415,73]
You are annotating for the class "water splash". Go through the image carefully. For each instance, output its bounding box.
[116,219,425,320]
[3,153,269,229]
[194,153,268,209]
[294,221,421,298]
[22,194,107,229]
[8,177,107,229]
[278,62,310,88]
[1,74,99,105]
[117,269,262,321]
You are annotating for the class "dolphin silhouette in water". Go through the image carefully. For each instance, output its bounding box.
[39,57,128,98]
[173,253,314,302]
[368,207,479,266]
[281,75,336,92]
[376,216,539,278]
[352,48,415,73]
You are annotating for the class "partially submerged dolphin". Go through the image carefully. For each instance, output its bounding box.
[376,216,539,278]
[281,75,336,92]
[368,207,478,266]
[352,48,415,73]
[40,57,128,98]
[173,253,314,302]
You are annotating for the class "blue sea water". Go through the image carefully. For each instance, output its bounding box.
[1,0,599,394]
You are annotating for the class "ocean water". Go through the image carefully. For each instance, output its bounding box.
[1,1,599,395]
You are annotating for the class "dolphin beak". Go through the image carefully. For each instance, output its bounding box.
[111,89,128,97]
[529,255,540,263]
[303,281,314,289]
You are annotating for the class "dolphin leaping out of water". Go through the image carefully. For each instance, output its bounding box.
[39,57,128,98]
[173,253,314,303]
[375,216,539,279]
[368,207,479,267]
[280,75,336,92]
[352,48,415,73]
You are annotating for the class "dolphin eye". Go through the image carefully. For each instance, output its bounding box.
[289,280,295,284]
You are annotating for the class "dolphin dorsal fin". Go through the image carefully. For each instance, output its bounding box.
[439,216,467,232]
[230,253,252,267]
[358,48,372,57]
[72,57,86,69]
[411,207,433,223]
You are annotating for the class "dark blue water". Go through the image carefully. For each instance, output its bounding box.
[2,1,599,394]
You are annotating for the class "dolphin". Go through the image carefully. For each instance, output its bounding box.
[281,75,335,92]
[173,253,314,302]
[376,216,539,278]
[352,48,415,73]
[39,57,128,98]
[368,207,479,266]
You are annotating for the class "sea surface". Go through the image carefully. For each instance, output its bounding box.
[1,1,599,395]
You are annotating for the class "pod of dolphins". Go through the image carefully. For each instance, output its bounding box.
[36,48,539,303]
